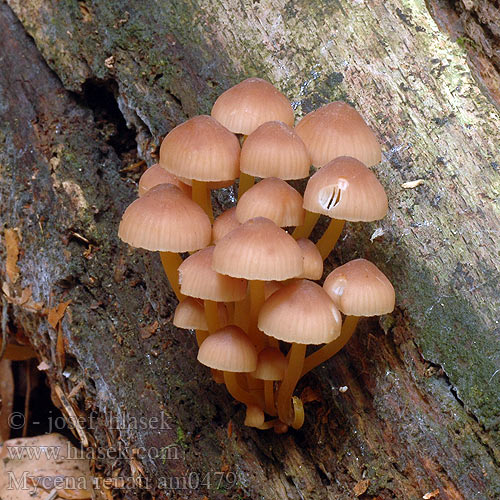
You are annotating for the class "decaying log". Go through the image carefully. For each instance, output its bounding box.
[1,0,499,498]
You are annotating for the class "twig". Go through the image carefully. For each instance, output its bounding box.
[22,358,31,437]
[0,296,7,361]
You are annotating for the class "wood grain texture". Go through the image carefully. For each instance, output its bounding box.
[1,0,499,498]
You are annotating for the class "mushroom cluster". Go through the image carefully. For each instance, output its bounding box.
[118,78,395,432]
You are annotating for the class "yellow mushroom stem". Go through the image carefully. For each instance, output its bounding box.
[204,300,219,334]
[292,210,320,240]
[264,380,276,416]
[277,343,307,424]
[291,396,305,429]
[238,172,255,199]
[316,218,346,260]
[192,180,214,222]
[211,369,224,384]
[225,302,235,323]
[195,330,209,347]
[159,251,184,301]
[301,316,360,377]
[249,280,266,349]
[233,295,250,331]
[223,371,262,407]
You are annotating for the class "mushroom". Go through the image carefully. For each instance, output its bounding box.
[212,207,241,244]
[159,115,240,221]
[296,238,323,280]
[295,101,381,168]
[298,156,388,259]
[211,78,295,136]
[251,347,287,415]
[178,246,247,334]
[302,259,395,376]
[238,120,310,195]
[212,217,303,348]
[118,184,211,300]
[138,163,191,197]
[244,404,276,429]
[258,280,342,427]
[211,79,295,197]
[173,296,229,346]
[197,325,261,407]
[236,177,304,228]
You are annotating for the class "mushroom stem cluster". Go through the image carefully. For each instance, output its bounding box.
[118,78,395,433]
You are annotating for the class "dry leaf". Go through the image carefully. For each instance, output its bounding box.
[423,489,440,499]
[353,479,370,497]
[300,386,323,404]
[2,283,44,312]
[47,301,72,329]
[4,228,20,283]
[227,419,233,438]
[0,359,14,441]
[0,433,93,499]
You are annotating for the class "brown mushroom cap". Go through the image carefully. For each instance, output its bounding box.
[295,101,381,167]
[236,178,304,227]
[252,347,287,381]
[297,238,323,280]
[211,78,294,135]
[212,217,303,281]
[240,121,310,179]
[303,156,388,221]
[138,164,191,197]
[173,297,229,330]
[118,184,211,252]
[178,246,247,302]
[197,325,257,372]
[258,280,342,344]
[159,115,240,182]
[323,259,395,316]
[212,207,241,243]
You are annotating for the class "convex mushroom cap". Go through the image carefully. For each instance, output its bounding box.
[197,325,257,372]
[240,121,310,179]
[252,347,287,381]
[173,297,229,330]
[303,156,388,222]
[138,164,191,197]
[118,184,211,252]
[159,115,240,182]
[212,217,303,281]
[323,259,395,316]
[295,101,381,167]
[297,238,323,280]
[258,279,342,344]
[236,178,304,227]
[212,207,241,243]
[178,246,247,302]
[211,78,295,135]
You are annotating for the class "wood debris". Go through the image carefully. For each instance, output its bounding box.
[423,489,440,499]
[4,228,20,283]
[353,479,370,497]
[402,179,425,189]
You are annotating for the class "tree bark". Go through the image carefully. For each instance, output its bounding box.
[1,0,499,499]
